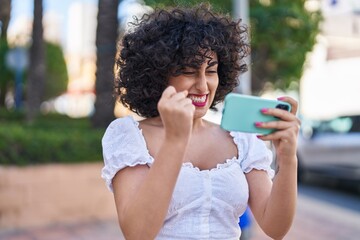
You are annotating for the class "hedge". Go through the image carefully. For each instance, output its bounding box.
[0,111,104,166]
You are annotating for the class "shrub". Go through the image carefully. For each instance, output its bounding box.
[0,111,104,165]
[0,37,14,106]
[44,42,68,100]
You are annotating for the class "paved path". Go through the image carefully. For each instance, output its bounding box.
[251,184,360,240]
[1,184,359,240]
[0,219,123,240]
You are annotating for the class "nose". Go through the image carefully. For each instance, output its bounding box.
[195,72,208,92]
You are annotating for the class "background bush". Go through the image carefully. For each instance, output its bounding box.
[0,111,104,165]
[44,42,68,100]
[0,37,14,107]
[144,0,321,93]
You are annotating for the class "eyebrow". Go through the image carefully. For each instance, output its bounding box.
[206,61,218,68]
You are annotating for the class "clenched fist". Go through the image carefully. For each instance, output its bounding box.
[157,86,195,142]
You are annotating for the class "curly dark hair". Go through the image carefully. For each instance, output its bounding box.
[115,3,250,118]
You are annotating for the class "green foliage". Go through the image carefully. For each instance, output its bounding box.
[0,41,68,108]
[143,0,321,93]
[0,38,13,84]
[144,0,232,14]
[0,37,14,104]
[0,110,104,165]
[44,42,68,100]
[250,0,322,92]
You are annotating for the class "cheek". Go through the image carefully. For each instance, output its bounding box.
[171,82,191,92]
[168,78,182,90]
[169,78,194,92]
[209,77,219,91]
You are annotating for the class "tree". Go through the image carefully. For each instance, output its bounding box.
[144,0,321,94]
[0,0,11,39]
[26,0,46,122]
[91,0,119,128]
[144,0,231,13]
[44,42,68,100]
[250,0,321,93]
[0,0,12,108]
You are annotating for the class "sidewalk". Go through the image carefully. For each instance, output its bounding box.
[1,176,360,240]
[0,219,124,240]
[1,210,360,240]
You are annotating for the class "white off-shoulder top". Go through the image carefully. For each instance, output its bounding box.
[101,116,274,240]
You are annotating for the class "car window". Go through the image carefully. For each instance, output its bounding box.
[328,117,352,133]
[349,116,360,132]
[316,115,360,133]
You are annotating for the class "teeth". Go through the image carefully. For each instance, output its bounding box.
[189,95,206,103]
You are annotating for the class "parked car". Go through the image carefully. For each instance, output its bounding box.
[297,115,360,184]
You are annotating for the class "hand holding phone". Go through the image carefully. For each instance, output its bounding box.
[220,93,291,134]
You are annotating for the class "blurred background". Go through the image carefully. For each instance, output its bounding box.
[0,0,359,239]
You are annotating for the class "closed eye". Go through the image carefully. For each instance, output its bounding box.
[181,67,196,75]
[206,61,218,74]
[182,71,196,75]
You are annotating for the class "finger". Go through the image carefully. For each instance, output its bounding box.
[261,108,295,121]
[257,131,288,142]
[256,122,300,141]
[170,90,189,102]
[162,86,177,99]
[255,120,293,131]
[277,96,298,115]
[186,102,196,113]
[178,98,195,115]
[179,97,193,107]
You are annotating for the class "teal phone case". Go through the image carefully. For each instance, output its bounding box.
[220,93,291,135]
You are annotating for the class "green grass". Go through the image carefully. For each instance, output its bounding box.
[0,110,104,166]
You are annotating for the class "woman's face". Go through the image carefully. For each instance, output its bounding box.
[168,53,219,119]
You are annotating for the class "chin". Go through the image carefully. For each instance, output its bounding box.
[193,107,209,119]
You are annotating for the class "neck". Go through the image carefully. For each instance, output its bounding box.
[192,117,206,132]
[147,116,207,132]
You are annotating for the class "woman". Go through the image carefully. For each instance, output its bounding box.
[102,3,300,240]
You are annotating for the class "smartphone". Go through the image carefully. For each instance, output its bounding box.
[220,93,291,134]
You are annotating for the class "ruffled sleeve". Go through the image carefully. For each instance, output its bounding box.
[101,116,153,192]
[231,132,274,179]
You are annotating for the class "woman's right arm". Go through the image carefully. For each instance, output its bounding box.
[112,87,194,240]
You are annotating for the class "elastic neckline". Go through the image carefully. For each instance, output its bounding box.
[126,115,242,172]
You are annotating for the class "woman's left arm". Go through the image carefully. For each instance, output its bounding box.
[247,96,301,240]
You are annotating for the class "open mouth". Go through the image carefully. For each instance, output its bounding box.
[188,94,208,107]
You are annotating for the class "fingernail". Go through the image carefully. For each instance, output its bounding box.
[256,135,262,138]
[254,122,262,127]
[260,108,268,113]
[277,97,285,100]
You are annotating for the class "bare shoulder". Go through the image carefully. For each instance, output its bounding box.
[138,117,163,136]
[139,117,163,128]
[200,119,236,151]
[203,119,232,139]
[138,117,164,156]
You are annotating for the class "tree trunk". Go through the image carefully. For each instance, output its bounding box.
[0,0,11,107]
[251,45,269,94]
[0,0,11,39]
[91,0,119,128]
[26,0,46,122]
